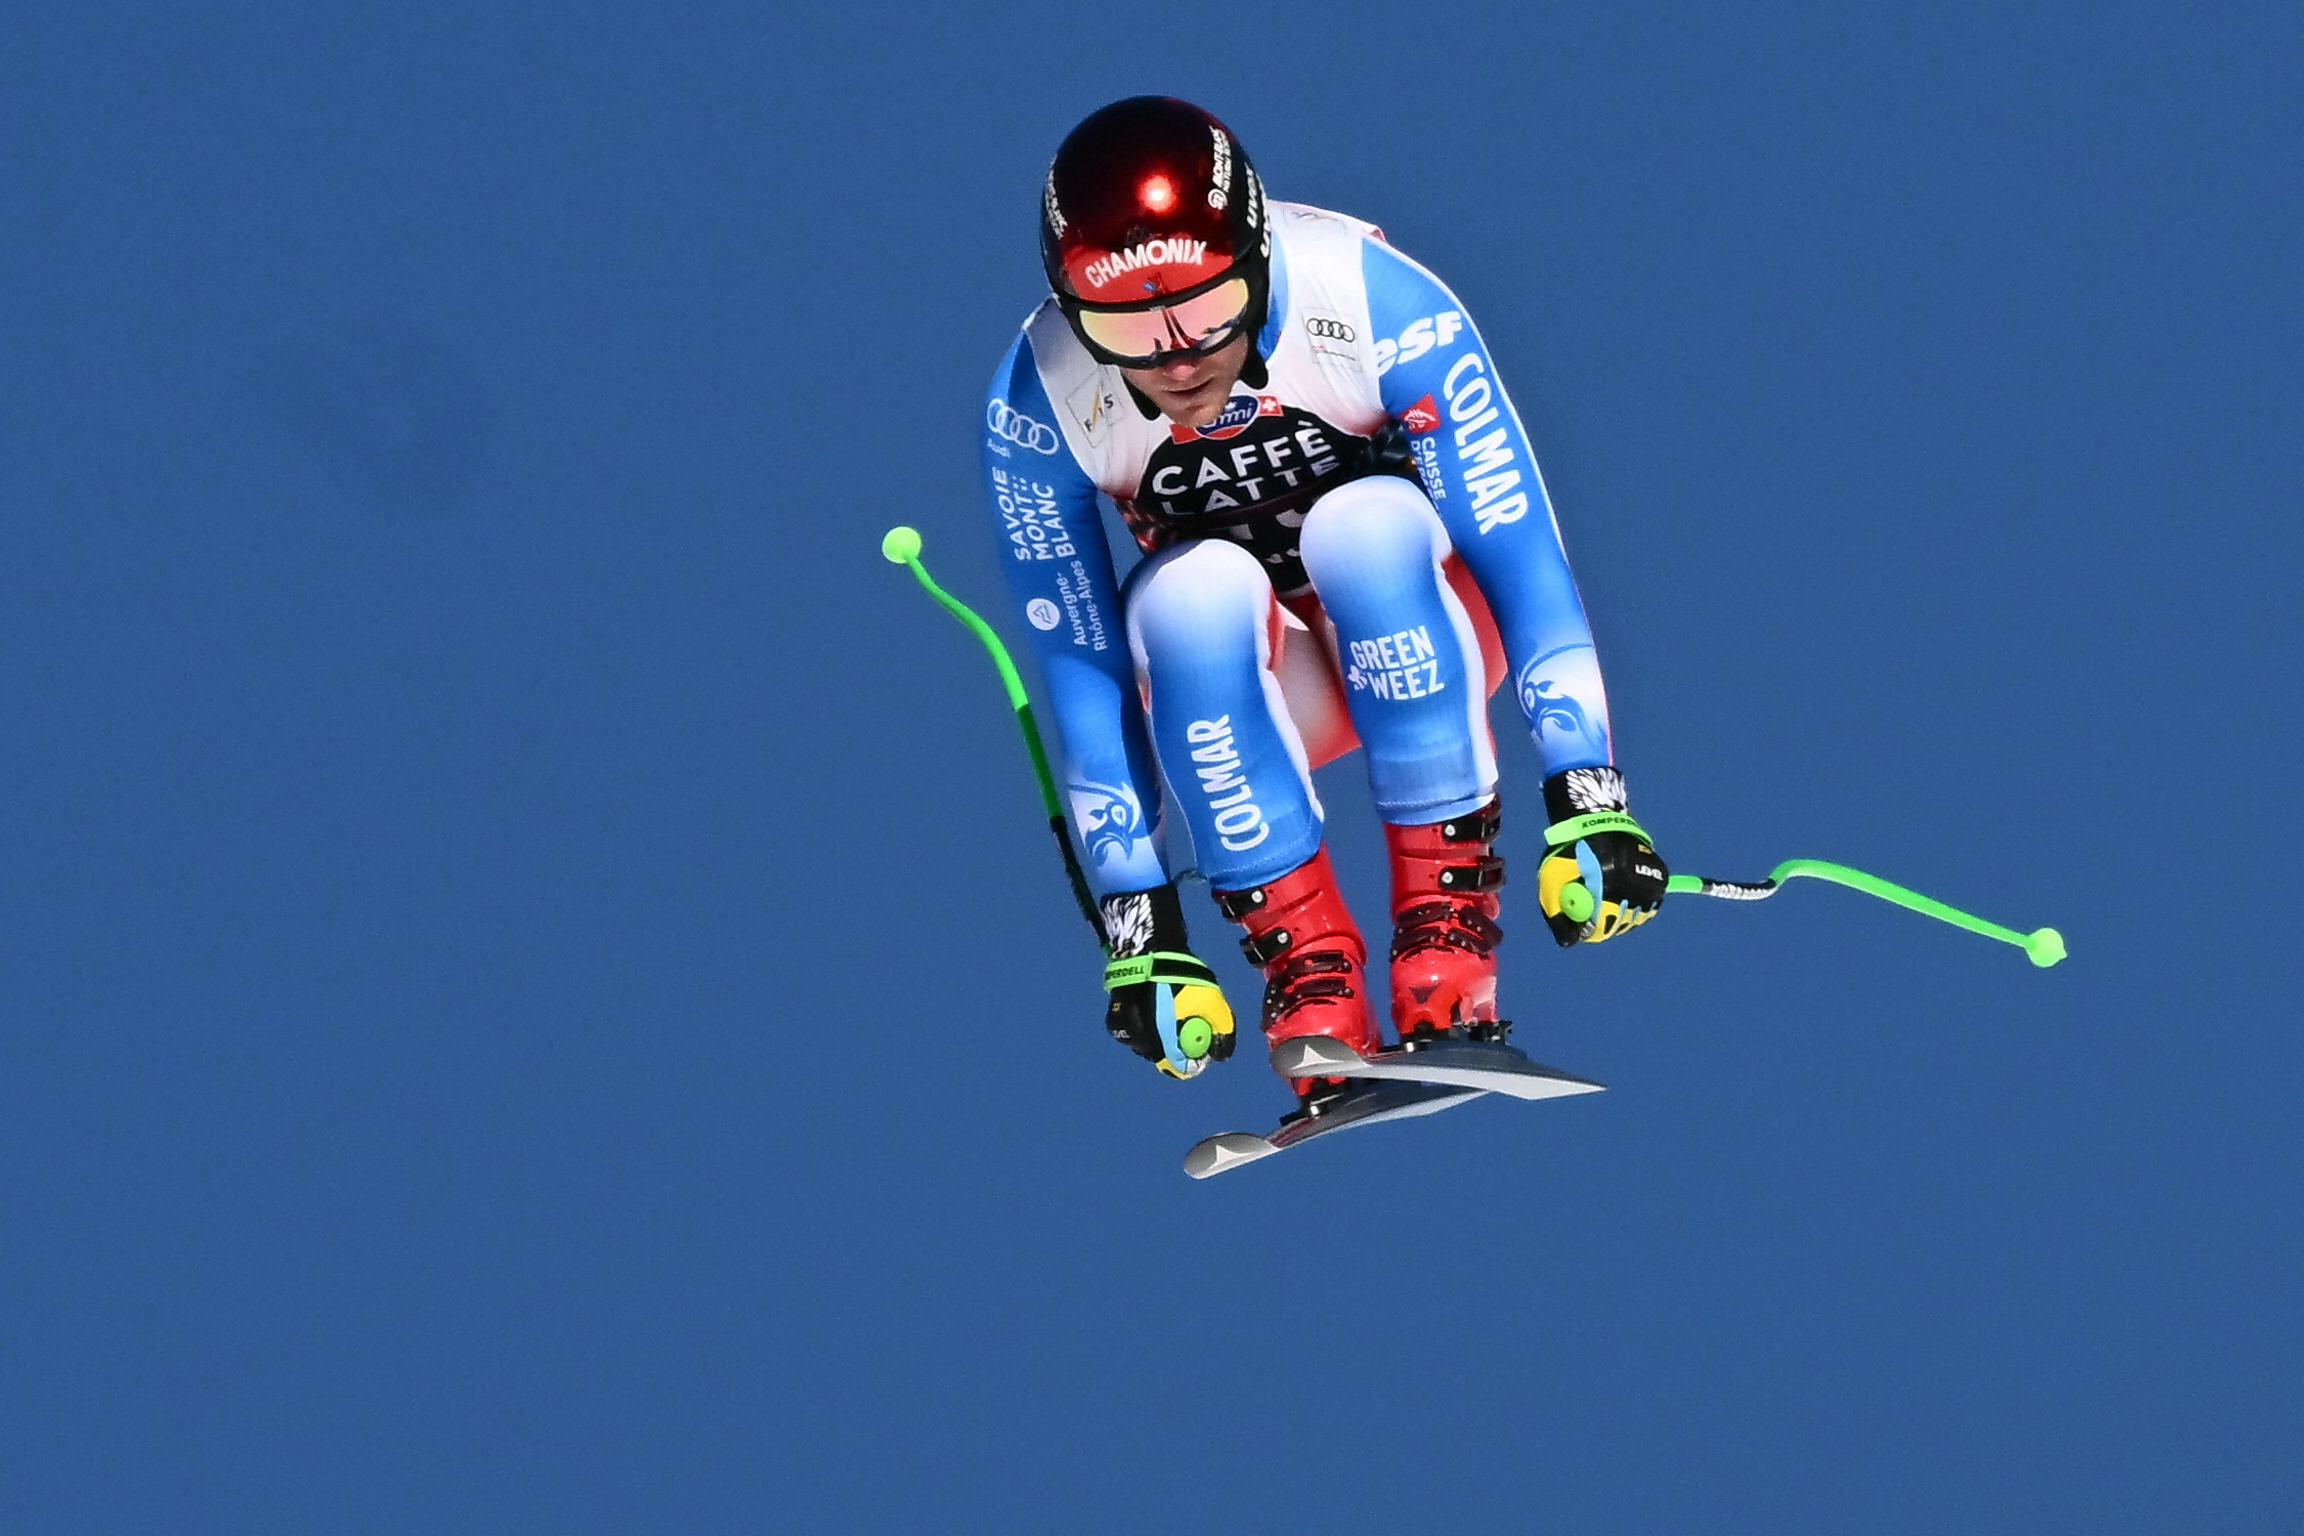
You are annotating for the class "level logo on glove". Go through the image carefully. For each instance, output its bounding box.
[1537,767,1669,947]
[1100,885,1238,1078]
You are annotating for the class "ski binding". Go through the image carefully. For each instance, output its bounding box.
[1272,1034,1607,1101]
[1182,1037,1605,1179]
[1183,1076,1487,1179]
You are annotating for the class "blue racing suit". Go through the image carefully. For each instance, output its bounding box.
[980,202,1615,896]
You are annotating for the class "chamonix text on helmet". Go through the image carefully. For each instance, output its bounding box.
[1040,97,1272,368]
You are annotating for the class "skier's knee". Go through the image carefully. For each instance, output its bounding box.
[1300,476,1448,583]
[1126,539,1273,657]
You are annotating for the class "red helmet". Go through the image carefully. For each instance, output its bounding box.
[1039,97,1270,367]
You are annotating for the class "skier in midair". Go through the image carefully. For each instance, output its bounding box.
[982,97,1669,1117]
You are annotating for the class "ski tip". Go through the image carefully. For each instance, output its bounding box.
[1184,1133,1276,1180]
[1535,1075,1608,1099]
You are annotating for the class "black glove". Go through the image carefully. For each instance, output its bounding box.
[1098,883,1238,1079]
[1537,768,1669,947]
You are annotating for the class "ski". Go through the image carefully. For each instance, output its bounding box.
[1271,1034,1607,1101]
[1183,1078,1487,1179]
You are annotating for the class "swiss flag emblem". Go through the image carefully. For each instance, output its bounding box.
[1400,395,1441,435]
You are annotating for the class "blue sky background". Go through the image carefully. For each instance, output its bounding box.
[5,3,2298,1531]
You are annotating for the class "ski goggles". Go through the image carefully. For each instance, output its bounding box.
[1064,275,1257,368]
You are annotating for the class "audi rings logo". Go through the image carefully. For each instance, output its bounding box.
[1304,316,1357,342]
[988,399,1060,455]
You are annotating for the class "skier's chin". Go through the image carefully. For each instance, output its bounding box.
[1127,341,1249,427]
[1143,374,1232,427]
[1161,384,1234,426]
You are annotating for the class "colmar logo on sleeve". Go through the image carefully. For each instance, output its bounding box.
[1440,355,1528,533]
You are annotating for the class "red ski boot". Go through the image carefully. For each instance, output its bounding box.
[1385,798,1509,1044]
[1213,846,1381,1116]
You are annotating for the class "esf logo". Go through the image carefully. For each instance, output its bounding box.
[1373,310,1465,376]
[1175,393,1283,443]
[987,399,1059,455]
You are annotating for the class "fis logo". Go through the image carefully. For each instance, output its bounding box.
[1069,376,1116,449]
[1172,393,1284,444]
[1373,311,1465,376]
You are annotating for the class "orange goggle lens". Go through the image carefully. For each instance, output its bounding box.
[1071,277,1254,365]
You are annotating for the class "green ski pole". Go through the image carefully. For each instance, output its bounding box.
[1659,861,2066,968]
[880,525,1104,946]
[884,525,2064,973]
